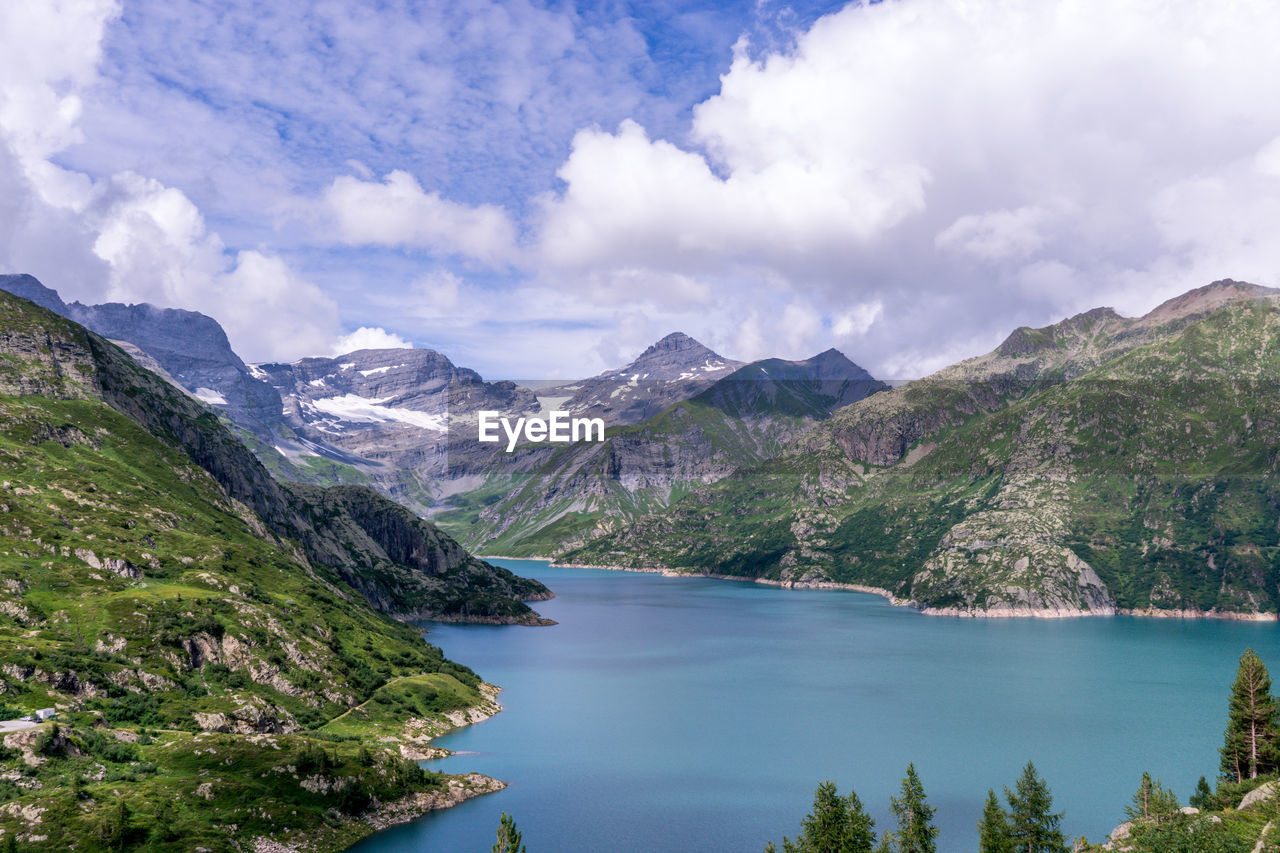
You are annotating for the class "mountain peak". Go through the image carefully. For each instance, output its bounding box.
[636,331,713,360]
[1141,279,1279,325]
[0,273,69,314]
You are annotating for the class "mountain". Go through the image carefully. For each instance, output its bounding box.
[256,347,541,510]
[0,274,376,491]
[0,281,774,520]
[0,288,547,849]
[547,331,744,425]
[437,348,888,556]
[0,273,284,435]
[565,280,1280,619]
[256,333,743,514]
[0,287,551,623]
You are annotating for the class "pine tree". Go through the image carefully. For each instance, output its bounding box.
[843,790,877,853]
[1124,772,1179,824]
[1005,762,1067,853]
[977,788,1011,853]
[889,763,938,853]
[492,812,526,853]
[800,780,850,852]
[770,782,876,853]
[1188,776,1213,810]
[1219,649,1280,782]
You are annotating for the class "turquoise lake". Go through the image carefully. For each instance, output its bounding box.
[349,560,1280,853]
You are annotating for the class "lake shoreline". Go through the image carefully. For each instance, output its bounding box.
[542,560,1279,622]
[268,684,509,853]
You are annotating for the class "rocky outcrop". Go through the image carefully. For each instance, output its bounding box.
[192,697,299,734]
[283,483,554,623]
[1239,780,1280,810]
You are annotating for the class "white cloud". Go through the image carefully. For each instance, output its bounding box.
[936,206,1054,261]
[832,301,883,338]
[322,170,519,266]
[0,0,119,167]
[85,172,339,361]
[538,117,928,276]
[333,326,414,355]
[0,0,342,363]
[523,0,1280,378]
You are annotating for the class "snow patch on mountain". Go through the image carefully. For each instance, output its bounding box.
[307,394,448,432]
[194,387,228,405]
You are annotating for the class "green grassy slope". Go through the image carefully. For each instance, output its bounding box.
[0,292,527,849]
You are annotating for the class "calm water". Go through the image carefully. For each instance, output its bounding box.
[349,561,1279,853]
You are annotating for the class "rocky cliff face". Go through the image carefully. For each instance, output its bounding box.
[567,280,1280,618]
[256,347,541,510]
[258,347,537,435]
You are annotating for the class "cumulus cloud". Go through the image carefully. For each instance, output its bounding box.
[10,0,1280,382]
[540,118,928,276]
[82,170,339,361]
[322,171,518,266]
[935,206,1056,261]
[526,0,1280,378]
[332,326,414,355]
[0,0,344,363]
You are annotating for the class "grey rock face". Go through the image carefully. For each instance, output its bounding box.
[257,348,541,508]
[67,301,286,433]
[0,274,68,314]
[258,348,537,432]
[549,332,744,425]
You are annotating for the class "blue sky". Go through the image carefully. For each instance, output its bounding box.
[4,0,1280,378]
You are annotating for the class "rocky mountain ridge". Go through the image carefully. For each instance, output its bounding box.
[546,331,744,425]
[566,280,1280,619]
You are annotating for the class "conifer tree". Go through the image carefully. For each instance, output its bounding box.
[977,788,1011,853]
[1219,649,1280,782]
[492,813,526,853]
[769,782,877,853]
[843,790,877,853]
[1188,776,1213,810]
[889,763,938,853]
[1005,762,1067,853]
[1124,772,1179,824]
[798,780,849,852]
